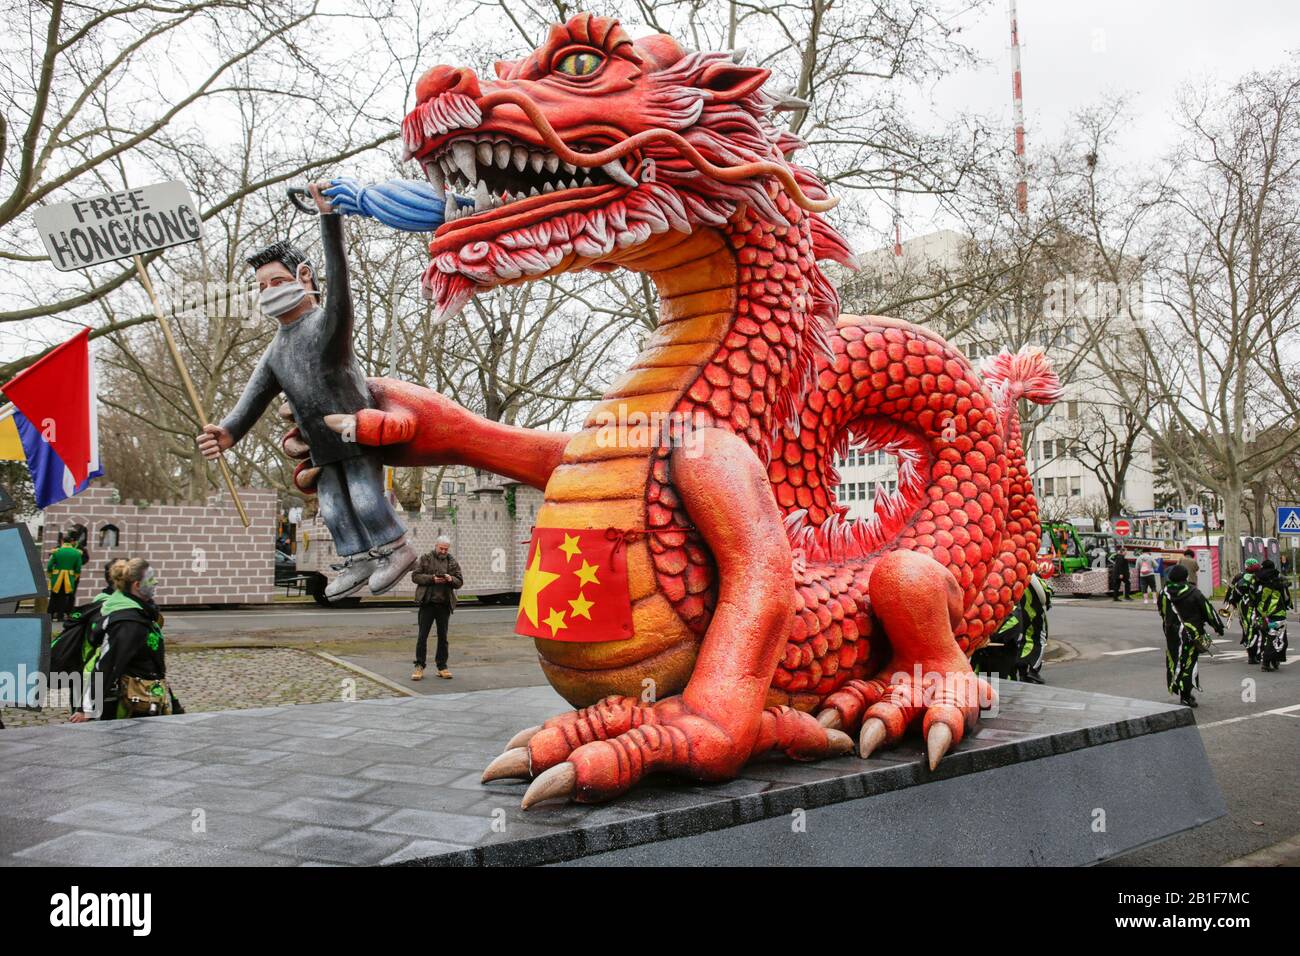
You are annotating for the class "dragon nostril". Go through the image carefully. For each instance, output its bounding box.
[414,65,483,105]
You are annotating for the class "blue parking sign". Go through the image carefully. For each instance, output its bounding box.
[1279,506,1300,535]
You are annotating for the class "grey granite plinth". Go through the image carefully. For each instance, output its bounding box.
[0,683,1223,866]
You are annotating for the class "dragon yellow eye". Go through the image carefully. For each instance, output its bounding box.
[555,51,603,77]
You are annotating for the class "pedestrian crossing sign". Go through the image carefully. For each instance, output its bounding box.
[1279,506,1300,535]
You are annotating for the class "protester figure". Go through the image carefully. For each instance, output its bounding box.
[410,536,463,681]
[1136,551,1159,604]
[197,182,415,601]
[71,558,171,721]
[1178,548,1200,581]
[1158,563,1222,708]
[1252,559,1290,672]
[1108,548,1133,601]
[46,532,84,621]
[1224,557,1262,663]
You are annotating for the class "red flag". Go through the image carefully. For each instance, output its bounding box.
[515,527,634,643]
[1,328,91,485]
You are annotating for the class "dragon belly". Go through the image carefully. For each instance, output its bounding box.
[531,233,741,707]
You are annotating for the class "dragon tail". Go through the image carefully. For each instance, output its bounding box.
[980,346,1063,425]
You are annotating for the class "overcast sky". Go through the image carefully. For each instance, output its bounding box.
[939,0,1299,164]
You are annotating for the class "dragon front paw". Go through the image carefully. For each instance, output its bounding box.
[482,695,852,808]
[818,666,995,770]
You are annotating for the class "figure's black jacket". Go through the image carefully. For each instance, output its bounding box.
[1160,582,1223,640]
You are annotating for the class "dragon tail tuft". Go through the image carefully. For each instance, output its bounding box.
[980,346,1063,411]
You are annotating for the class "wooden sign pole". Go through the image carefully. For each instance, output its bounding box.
[133,255,250,528]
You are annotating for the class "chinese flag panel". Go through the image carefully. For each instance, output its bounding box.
[515,528,633,643]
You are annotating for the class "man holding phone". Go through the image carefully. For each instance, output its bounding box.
[411,536,463,680]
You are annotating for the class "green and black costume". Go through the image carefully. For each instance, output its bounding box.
[1252,564,1291,672]
[1158,571,1223,704]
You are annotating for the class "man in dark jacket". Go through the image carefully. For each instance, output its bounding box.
[411,536,463,680]
[1158,563,1223,707]
[1108,549,1133,601]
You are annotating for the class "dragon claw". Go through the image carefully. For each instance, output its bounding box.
[858,716,888,759]
[926,722,953,771]
[825,728,855,756]
[816,709,843,730]
[521,762,576,809]
[505,724,543,749]
[481,746,531,783]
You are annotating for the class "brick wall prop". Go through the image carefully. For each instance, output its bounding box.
[41,484,277,606]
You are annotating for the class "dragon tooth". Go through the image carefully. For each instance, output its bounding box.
[544,154,559,173]
[529,186,539,197]
[477,140,493,165]
[474,179,491,210]
[451,141,477,184]
[542,182,555,193]
[568,178,581,190]
[529,151,544,173]
[424,162,446,200]
[494,141,511,168]
[512,146,528,171]
[580,176,593,187]
[562,161,577,175]
[601,161,637,187]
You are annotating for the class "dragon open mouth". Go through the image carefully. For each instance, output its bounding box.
[419,133,638,224]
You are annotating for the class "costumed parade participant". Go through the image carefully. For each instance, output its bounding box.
[1158,563,1222,708]
[1223,556,1261,662]
[973,573,1051,683]
[46,532,84,621]
[197,183,416,600]
[70,559,172,720]
[1252,559,1290,672]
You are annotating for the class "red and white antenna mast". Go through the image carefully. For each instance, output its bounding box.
[892,178,903,256]
[1010,0,1027,216]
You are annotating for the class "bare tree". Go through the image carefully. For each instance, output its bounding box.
[1071,68,1300,576]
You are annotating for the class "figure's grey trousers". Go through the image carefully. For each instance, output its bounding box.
[315,453,405,557]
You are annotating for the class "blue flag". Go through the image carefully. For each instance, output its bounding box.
[14,411,102,509]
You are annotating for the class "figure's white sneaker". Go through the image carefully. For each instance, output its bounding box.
[326,553,380,600]
[368,539,418,596]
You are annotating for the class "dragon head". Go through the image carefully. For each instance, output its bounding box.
[402,12,853,321]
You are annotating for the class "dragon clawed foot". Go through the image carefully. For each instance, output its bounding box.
[482,694,852,808]
[817,669,996,770]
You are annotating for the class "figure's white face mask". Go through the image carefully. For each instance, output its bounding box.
[259,266,318,317]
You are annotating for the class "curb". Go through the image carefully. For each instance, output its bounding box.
[309,650,420,698]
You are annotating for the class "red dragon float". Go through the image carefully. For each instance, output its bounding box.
[293,13,1061,808]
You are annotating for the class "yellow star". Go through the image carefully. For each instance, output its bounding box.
[518,543,559,628]
[568,591,594,621]
[543,606,568,637]
[558,532,582,562]
[575,560,600,587]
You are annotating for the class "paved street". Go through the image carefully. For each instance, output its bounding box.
[3,595,1296,864]
[1044,597,1300,867]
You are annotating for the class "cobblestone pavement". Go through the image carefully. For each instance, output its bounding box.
[0,648,400,729]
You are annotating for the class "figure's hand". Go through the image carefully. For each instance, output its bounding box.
[196,424,233,460]
[280,378,472,495]
[307,181,334,215]
[322,178,363,216]
[69,712,89,723]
